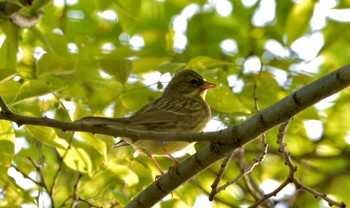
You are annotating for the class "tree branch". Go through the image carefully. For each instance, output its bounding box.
[125,65,350,207]
[1,65,350,207]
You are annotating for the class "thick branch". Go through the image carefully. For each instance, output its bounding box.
[0,98,229,143]
[0,65,350,207]
[126,65,350,207]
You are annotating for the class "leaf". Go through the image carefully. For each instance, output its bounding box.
[99,59,133,84]
[153,62,186,74]
[119,87,161,111]
[37,53,75,75]
[186,56,233,69]
[285,0,315,45]
[77,132,107,159]
[25,126,68,149]
[206,85,250,114]
[0,70,17,84]
[57,145,93,174]
[113,0,141,32]
[106,164,139,186]
[0,121,15,171]
[0,79,22,104]
[13,80,65,103]
[0,173,35,205]
[0,20,18,70]
[133,57,169,73]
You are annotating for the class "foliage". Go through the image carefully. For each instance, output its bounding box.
[0,0,350,207]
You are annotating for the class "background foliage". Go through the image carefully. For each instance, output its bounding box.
[0,0,350,207]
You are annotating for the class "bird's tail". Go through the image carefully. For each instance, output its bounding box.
[75,116,127,126]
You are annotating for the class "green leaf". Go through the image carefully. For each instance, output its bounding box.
[113,0,141,32]
[0,20,18,70]
[0,79,22,104]
[57,145,93,174]
[119,87,161,111]
[0,121,15,171]
[186,56,233,69]
[106,164,139,186]
[153,62,186,74]
[25,126,68,149]
[13,80,65,103]
[206,85,250,114]
[77,132,107,159]
[0,70,17,84]
[0,173,36,205]
[285,0,315,45]
[37,53,75,75]
[99,59,133,84]
[133,57,169,73]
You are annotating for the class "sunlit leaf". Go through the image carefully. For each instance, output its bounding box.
[78,132,107,158]
[153,62,186,74]
[0,70,17,85]
[186,56,233,69]
[57,145,93,174]
[285,0,315,45]
[0,173,35,205]
[106,164,139,186]
[0,20,18,70]
[119,87,161,111]
[0,121,15,171]
[133,57,169,72]
[99,59,132,84]
[0,79,22,104]
[37,53,75,75]
[13,80,65,103]
[25,126,68,149]
[113,0,141,31]
[206,85,250,114]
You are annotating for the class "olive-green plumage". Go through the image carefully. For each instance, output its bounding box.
[78,69,216,173]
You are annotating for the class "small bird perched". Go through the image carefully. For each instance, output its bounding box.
[78,69,216,174]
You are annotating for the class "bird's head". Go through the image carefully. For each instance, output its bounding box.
[164,69,216,99]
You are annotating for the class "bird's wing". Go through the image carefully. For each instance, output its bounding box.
[126,98,191,125]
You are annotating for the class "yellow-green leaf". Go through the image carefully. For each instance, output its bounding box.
[57,145,93,174]
[99,59,132,84]
[107,164,139,186]
[0,20,18,70]
[13,80,65,103]
[207,85,250,114]
[0,120,15,171]
[285,0,315,45]
[186,56,233,69]
[77,132,107,159]
[25,126,68,149]
[0,70,17,85]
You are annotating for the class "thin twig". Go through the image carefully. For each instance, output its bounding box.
[209,71,270,201]
[250,121,346,208]
[209,150,235,200]
[10,164,41,186]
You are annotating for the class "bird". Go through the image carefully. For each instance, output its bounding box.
[77,69,216,174]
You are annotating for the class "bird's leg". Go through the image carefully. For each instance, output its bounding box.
[161,147,180,165]
[147,153,164,175]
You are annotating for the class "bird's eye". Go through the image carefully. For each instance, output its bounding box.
[190,79,200,85]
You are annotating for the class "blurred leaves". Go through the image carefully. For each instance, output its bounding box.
[285,0,315,45]
[0,0,350,207]
[0,20,18,70]
[0,121,15,171]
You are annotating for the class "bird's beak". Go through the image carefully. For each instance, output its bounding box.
[202,81,216,90]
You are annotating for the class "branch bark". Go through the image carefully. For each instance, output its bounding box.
[0,65,350,207]
[126,65,350,207]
